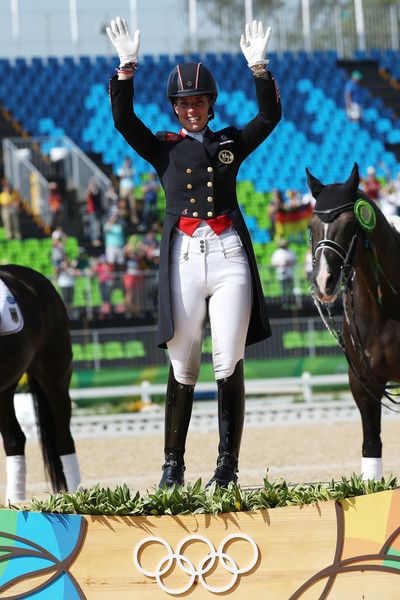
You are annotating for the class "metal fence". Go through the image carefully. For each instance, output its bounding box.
[2,136,112,227]
[56,263,312,322]
[2,139,52,226]
[0,1,398,60]
[70,316,342,371]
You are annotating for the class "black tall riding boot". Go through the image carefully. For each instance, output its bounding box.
[207,360,245,487]
[159,367,194,488]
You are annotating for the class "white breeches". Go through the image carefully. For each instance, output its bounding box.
[167,223,252,385]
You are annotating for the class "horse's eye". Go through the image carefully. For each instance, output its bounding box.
[343,220,356,236]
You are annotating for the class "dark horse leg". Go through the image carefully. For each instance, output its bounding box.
[29,334,80,494]
[0,384,27,502]
[349,369,383,480]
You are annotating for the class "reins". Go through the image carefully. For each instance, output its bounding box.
[311,209,400,411]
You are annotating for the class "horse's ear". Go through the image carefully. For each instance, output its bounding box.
[345,162,360,193]
[306,168,324,198]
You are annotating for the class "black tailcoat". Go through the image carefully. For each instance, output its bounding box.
[109,72,282,348]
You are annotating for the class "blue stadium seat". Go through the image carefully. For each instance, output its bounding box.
[0,50,397,200]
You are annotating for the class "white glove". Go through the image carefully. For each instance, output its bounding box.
[106,16,140,67]
[240,20,271,67]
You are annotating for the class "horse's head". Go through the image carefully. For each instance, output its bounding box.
[307,163,377,304]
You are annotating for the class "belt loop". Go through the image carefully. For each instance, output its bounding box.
[218,236,226,258]
[184,235,190,258]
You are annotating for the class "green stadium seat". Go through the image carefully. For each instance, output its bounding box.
[111,288,124,305]
[103,341,125,360]
[65,237,79,258]
[124,340,146,358]
[89,279,102,306]
[24,238,41,252]
[41,238,52,249]
[72,343,86,361]
[84,343,104,361]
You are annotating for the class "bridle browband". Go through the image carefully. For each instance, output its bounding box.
[311,201,400,411]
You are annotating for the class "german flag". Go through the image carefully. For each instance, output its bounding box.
[274,202,313,238]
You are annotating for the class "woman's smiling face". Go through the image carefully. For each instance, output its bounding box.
[174,95,210,132]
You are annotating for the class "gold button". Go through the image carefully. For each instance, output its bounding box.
[190,198,196,204]
[207,181,213,188]
[207,196,213,202]
[207,166,213,172]
[186,168,192,174]
[207,211,213,217]
[193,212,198,217]
[187,183,192,189]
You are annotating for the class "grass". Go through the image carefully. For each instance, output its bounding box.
[11,474,398,516]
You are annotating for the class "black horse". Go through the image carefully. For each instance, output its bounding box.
[0,265,80,502]
[307,163,400,480]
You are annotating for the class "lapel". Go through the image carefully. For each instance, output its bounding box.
[202,128,221,159]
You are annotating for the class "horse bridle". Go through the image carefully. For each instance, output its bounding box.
[312,203,359,292]
[311,204,400,410]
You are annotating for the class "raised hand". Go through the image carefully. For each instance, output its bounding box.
[106,16,140,67]
[240,20,271,67]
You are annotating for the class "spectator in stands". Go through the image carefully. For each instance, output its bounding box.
[361,166,382,203]
[286,189,301,209]
[385,171,400,216]
[301,188,315,209]
[93,255,114,318]
[117,156,136,222]
[303,248,313,282]
[57,259,77,316]
[268,188,285,240]
[51,227,67,279]
[271,238,297,297]
[141,172,160,228]
[103,207,126,267]
[48,181,63,232]
[123,235,144,317]
[108,17,281,490]
[104,182,119,209]
[73,247,91,274]
[84,179,103,246]
[117,197,131,230]
[138,229,160,266]
[0,180,21,240]
[344,70,364,122]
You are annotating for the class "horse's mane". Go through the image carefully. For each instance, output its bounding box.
[360,191,400,251]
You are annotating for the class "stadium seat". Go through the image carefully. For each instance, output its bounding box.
[103,341,125,360]
[0,48,398,291]
[124,340,146,358]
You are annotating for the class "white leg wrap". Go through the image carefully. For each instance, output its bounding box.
[361,457,383,480]
[60,453,81,492]
[6,455,26,503]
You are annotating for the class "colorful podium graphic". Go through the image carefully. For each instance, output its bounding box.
[0,489,399,598]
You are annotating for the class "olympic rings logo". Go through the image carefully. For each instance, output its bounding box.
[133,533,258,594]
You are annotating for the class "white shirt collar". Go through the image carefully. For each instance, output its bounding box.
[181,127,207,142]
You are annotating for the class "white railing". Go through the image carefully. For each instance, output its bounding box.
[14,372,349,420]
[67,372,349,404]
[14,372,353,439]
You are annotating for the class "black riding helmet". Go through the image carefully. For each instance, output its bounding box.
[167,62,218,121]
